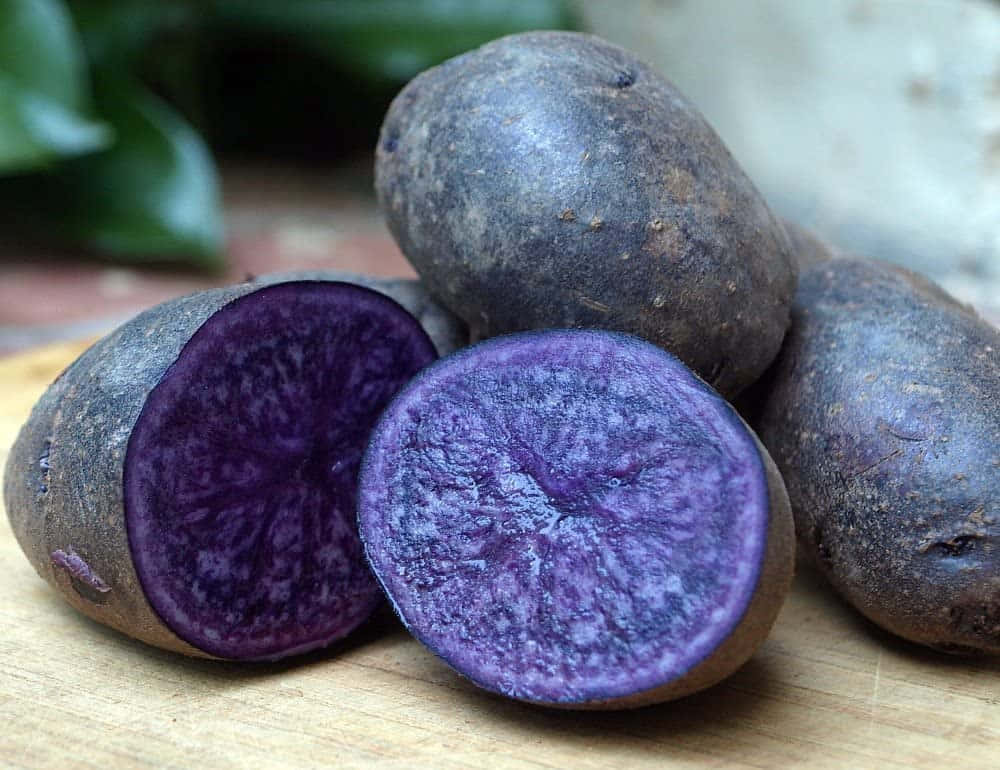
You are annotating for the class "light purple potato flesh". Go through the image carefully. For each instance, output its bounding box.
[358,330,794,708]
[4,280,437,659]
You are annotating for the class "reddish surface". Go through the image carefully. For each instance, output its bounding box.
[0,161,413,355]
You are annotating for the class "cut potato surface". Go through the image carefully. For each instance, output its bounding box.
[359,330,793,707]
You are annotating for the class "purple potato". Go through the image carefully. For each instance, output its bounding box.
[756,259,1000,654]
[358,330,794,708]
[4,281,436,659]
[376,31,797,398]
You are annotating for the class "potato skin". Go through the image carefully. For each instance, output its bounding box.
[756,258,1000,654]
[376,31,796,397]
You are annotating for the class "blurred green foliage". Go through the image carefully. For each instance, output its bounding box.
[0,0,575,268]
[0,0,111,172]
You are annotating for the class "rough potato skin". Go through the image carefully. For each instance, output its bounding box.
[4,285,254,657]
[253,271,468,356]
[756,259,1000,654]
[375,31,797,397]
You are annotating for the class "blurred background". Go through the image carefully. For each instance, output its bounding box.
[1,0,998,355]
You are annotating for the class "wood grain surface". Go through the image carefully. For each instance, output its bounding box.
[1,341,998,769]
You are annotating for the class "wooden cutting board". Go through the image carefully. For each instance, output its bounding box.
[1,341,997,770]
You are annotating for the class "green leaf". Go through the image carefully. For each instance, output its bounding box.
[0,0,112,172]
[69,0,211,136]
[5,77,224,267]
[69,0,198,66]
[211,0,576,84]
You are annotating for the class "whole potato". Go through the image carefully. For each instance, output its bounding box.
[756,258,1000,654]
[376,31,796,397]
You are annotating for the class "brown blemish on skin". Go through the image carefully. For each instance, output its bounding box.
[559,209,576,222]
[664,167,695,204]
[901,382,944,397]
[875,418,928,442]
[589,216,604,231]
[917,534,983,556]
[851,448,904,478]
[968,505,992,527]
[578,296,611,313]
[644,220,685,260]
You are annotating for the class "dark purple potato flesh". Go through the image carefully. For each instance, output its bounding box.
[358,330,794,708]
[5,281,437,660]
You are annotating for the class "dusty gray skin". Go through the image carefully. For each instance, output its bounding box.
[376,30,797,398]
[756,259,1000,654]
[252,270,468,356]
[4,280,436,659]
[359,330,794,708]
